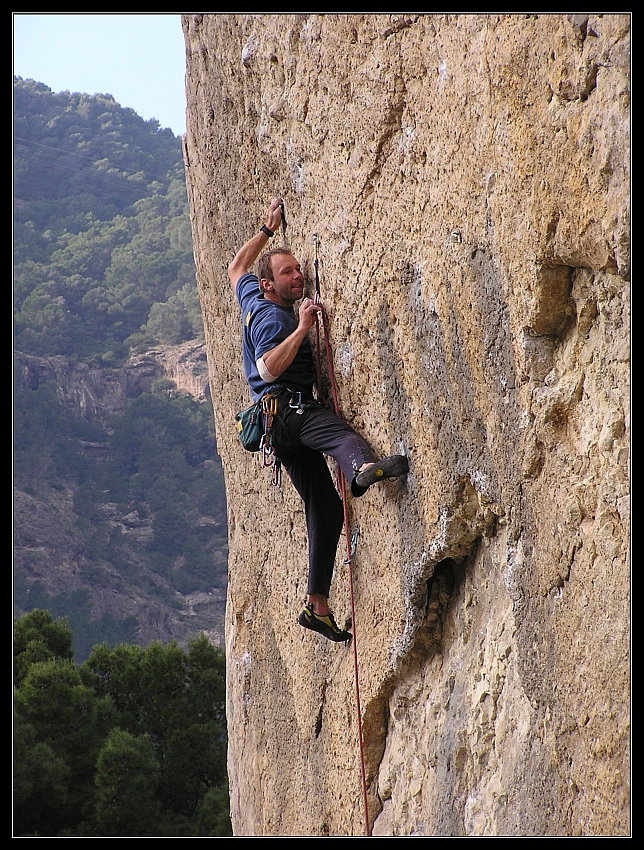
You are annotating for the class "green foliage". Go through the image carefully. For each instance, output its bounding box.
[13,373,107,490]
[14,656,115,833]
[14,614,231,836]
[14,718,71,837]
[14,609,74,687]
[106,388,227,589]
[94,729,162,836]
[14,78,179,238]
[14,77,203,362]
[195,782,234,837]
[13,78,226,629]
[13,585,140,663]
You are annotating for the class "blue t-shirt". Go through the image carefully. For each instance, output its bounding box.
[236,272,316,401]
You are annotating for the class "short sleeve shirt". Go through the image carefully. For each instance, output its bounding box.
[236,272,316,401]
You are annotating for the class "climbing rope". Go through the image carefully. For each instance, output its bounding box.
[312,235,371,837]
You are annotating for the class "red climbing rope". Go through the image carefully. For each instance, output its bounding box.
[316,301,371,837]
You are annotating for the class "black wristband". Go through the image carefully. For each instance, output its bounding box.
[260,225,274,238]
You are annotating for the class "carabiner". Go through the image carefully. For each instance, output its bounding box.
[262,439,275,468]
[289,391,303,410]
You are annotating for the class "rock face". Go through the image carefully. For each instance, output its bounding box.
[182,14,630,836]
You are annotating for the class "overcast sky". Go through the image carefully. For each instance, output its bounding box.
[13,13,187,137]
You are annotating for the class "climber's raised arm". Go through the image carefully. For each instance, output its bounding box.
[227,198,284,292]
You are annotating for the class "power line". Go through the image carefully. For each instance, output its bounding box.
[14,135,179,185]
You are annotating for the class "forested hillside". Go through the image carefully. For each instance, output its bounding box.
[14,77,203,361]
[13,77,228,658]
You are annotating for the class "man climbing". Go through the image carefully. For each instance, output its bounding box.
[228,198,409,642]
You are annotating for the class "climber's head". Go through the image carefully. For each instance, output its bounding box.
[258,248,295,282]
[258,249,304,307]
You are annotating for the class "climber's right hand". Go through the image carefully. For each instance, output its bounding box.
[266,198,283,234]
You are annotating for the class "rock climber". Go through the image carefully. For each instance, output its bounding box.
[227,197,409,642]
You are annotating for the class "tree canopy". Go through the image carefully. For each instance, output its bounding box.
[14,610,231,837]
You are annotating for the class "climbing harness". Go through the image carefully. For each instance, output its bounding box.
[289,390,304,412]
[312,234,371,837]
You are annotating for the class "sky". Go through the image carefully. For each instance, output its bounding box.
[13,13,187,137]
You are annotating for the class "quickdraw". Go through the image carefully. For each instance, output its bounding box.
[343,524,360,565]
[260,394,278,463]
[278,200,288,241]
[260,393,282,486]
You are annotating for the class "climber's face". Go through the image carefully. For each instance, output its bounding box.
[261,253,304,306]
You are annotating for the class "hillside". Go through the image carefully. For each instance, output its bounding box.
[13,78,227,657]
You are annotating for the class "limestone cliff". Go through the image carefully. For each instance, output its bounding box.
[182,14,630,836]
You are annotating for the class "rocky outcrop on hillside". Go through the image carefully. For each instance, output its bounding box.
[182,14,630,835]
[14,340,210,424]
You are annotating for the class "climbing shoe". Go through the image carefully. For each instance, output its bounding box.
[298,604,351,642]
[353,455,409,494]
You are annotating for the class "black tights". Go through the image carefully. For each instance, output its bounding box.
[273,399,373,597]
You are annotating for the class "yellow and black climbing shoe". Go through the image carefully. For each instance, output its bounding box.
[298,604,351,642]
[353,455,409,493]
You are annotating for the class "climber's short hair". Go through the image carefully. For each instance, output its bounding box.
[257,248,294,283]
